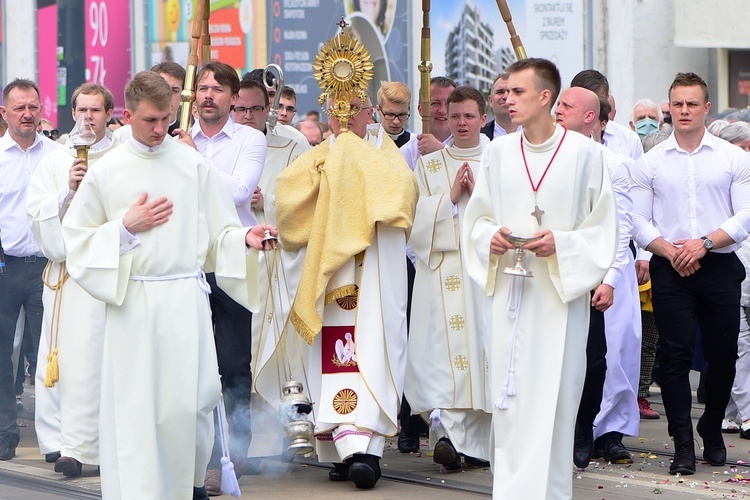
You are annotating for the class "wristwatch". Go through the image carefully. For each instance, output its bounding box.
[701,236,714,251]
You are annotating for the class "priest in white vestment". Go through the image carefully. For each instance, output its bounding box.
[463,59,618,500]
[273,71,418,488]
[60,72,273,500]
[406,86,491,469]
[28,83,121,476]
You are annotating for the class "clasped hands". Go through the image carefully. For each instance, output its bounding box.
[666,238,706,277]
[490,227,556,258]
[122,193,278,251]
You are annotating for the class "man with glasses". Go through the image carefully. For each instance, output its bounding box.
[0,78,62,461]
[278,86,298,126]
[377,81,412,147]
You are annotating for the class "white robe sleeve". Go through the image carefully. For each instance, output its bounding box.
[61,170,135,306]
[548,148,619,303]
[409,157,459,270]
[462,150,502,296]
[200,164,261,313]
[27,153,72,263]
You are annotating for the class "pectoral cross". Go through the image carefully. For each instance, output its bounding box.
[531,205,545,225]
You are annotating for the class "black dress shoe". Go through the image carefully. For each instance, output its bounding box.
[328,462,350,481]
[463,455,490,467]
[45,452,61,463]
[433,437,462,471]
[348,462,378,489]
[574,424,594,468]
[54,456,82,477]
[398,434,420,453]
[193,486,210,500]
[600,432,631,463]
[669,437,696,475]
[697,416,726,466]
[0,436,17,461]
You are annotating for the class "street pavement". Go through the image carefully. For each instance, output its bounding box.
[3,379,750,499]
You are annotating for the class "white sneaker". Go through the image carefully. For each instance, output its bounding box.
[722,418,740,433]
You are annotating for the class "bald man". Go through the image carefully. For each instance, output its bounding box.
[556,87,641,467]
[296,120,323,147]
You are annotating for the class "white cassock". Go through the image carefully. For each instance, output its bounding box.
[61,139,260,500]
[593,148,642,440]
[248,124,309,458]
[405,140,491,461]
[462,126,618,500]
[27,133,121,464]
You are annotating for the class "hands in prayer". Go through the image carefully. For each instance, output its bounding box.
[123,193,173,234]
[246,224,278,251]
[68,157,88,190]
[450,162,474,204]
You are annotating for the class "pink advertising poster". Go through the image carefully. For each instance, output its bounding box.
[37,4,58,126]
[85,0,132,117]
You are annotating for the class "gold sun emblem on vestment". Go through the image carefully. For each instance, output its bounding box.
[313,19,374,131]
[333,388,358,414]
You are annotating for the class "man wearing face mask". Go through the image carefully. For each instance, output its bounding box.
[629,99,662,141]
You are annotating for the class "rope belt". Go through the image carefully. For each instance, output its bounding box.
[129,269,212,294]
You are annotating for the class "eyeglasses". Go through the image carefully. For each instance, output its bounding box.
[280,106,297,114]
[233,106,266,115]
[380,111,410,121]
[42,129,59,139]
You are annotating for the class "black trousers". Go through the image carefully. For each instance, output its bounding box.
[575,300,607,432]
[0,256,46,444]
[650,253,743,438]
[205,273,253,468]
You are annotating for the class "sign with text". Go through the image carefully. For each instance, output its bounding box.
[524,1,584,87]
[85,0,132,116]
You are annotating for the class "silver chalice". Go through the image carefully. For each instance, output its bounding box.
[501,233,543,277]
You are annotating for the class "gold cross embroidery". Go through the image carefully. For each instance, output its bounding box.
[426,159,442,173]
[444,275,461,291]
[449,315,465,331]
[454,355,469,371]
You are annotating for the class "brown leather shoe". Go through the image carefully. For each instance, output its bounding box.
[54,456,82,477]
[204,468,222,497]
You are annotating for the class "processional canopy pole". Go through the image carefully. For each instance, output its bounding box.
[312,17,374,133]
[495,0,528,60]
[418,0,432,134]
[179,0,211,132]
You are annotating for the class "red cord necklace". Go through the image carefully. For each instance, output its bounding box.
[520,126,567,225]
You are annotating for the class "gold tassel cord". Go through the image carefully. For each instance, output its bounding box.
[42,261,68,387]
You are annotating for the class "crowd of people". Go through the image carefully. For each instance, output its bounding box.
[1,36,750,500]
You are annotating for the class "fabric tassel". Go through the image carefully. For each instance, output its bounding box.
[507,369,516,397]
[429,409,442,430]
[216,395,241,496]
[220,457,241,497]
[44,348,59,388]
[494,386,509,410]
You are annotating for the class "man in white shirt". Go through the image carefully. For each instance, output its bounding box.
[177,61,267,493]
[0,78,63,461]
[631,72,750,476]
